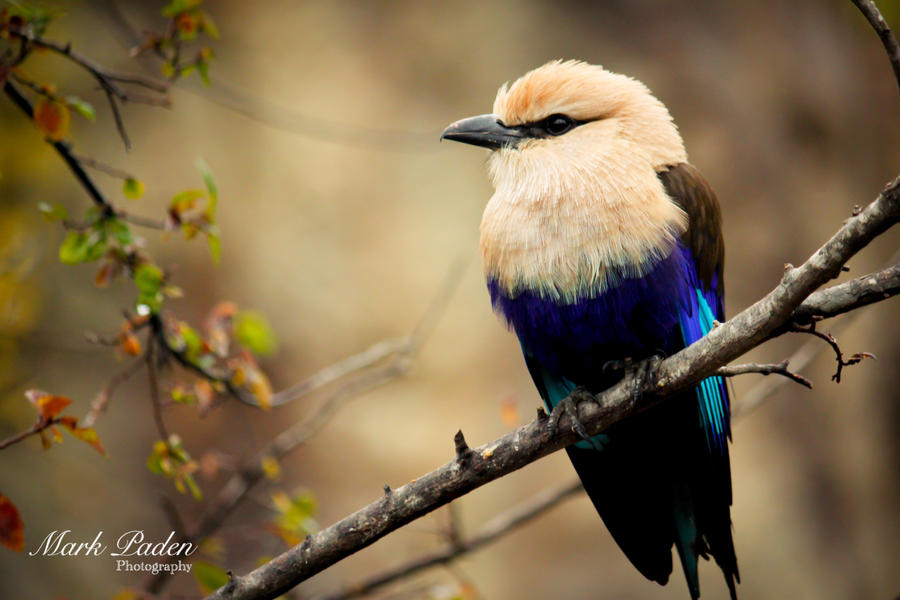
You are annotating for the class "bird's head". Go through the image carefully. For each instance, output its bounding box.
[442,60,691,301]
[441,60,687,194]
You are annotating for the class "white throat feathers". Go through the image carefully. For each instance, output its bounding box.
[479,60,689,303]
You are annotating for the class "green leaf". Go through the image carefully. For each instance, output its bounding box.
[184,473,203,500]
[161,61,176,79]
[170,189,206,214]
[161,0,201,18]
[193,561,229,594]
[206,226,221,263]
[123,178,144,200]
[196,158,218,203]
[105,218,133,247]
[134,263,163,294]
[196,60,210,85]
[134,263,164,313]
[234,310,277,355]
[58,231,107,264]
[39,202,68,222]
[178,322,203,361]
[59,232,87,264]
[199,13,220,39]
[66,96,95,121]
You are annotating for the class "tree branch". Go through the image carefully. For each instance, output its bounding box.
[851,0,900,95]
[310,260,897,600]
[201,175,899,600]
[788,263,899,325]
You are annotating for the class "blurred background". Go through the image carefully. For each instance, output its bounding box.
[0,1,898,599]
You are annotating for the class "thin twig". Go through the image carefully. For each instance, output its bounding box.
[0,417,50,451]
[784,323,876,383]
[732,316,854,420]
[269,339,408,407]
[70,152,136,180]
[717,361,813,389]
[851,0,900,96]
[270,258,466,407]
[146,336,172,447]
[82,355,145,428]
[310,480,583,600]
[8,26,170,93]
[160,495,187,540]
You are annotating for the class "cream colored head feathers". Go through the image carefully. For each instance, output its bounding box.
[479,60,689,301]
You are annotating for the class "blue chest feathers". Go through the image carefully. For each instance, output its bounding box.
[487,244,697,389]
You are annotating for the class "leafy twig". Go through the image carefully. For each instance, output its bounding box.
[143,265,463,594]
[8,24,171,149]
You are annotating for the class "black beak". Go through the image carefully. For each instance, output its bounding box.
[440,114,526,150]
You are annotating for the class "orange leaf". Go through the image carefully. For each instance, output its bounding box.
[57,415,79,429]
[37,395,71,419]
[0,494,24,552]
[176,12,198,36]
[119,332,142,357]
[33,99,70,141]
[194,379,214,411]
[247,367,272,410]
[94,261,116,288]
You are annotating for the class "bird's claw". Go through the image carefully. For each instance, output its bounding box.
[547,387,603,451]
[628,356,662,408]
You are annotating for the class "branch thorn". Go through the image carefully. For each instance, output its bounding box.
[454,430,471,463]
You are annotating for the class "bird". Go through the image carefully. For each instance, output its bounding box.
[441,60,739,599]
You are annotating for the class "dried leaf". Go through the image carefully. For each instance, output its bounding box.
[35,394,71,419]
[119,331,142,356]
[33,98,70,141]
[0,494,24,552]
[194,379,214,411]
[94,261,117,288]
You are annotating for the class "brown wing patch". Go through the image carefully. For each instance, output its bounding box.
[657,163,724,292]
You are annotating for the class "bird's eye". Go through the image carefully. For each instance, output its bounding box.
[544,114,574,136]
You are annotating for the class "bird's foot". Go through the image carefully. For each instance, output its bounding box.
[601,357,631,375]
[547,387,603,451]
[628,356,662,408]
